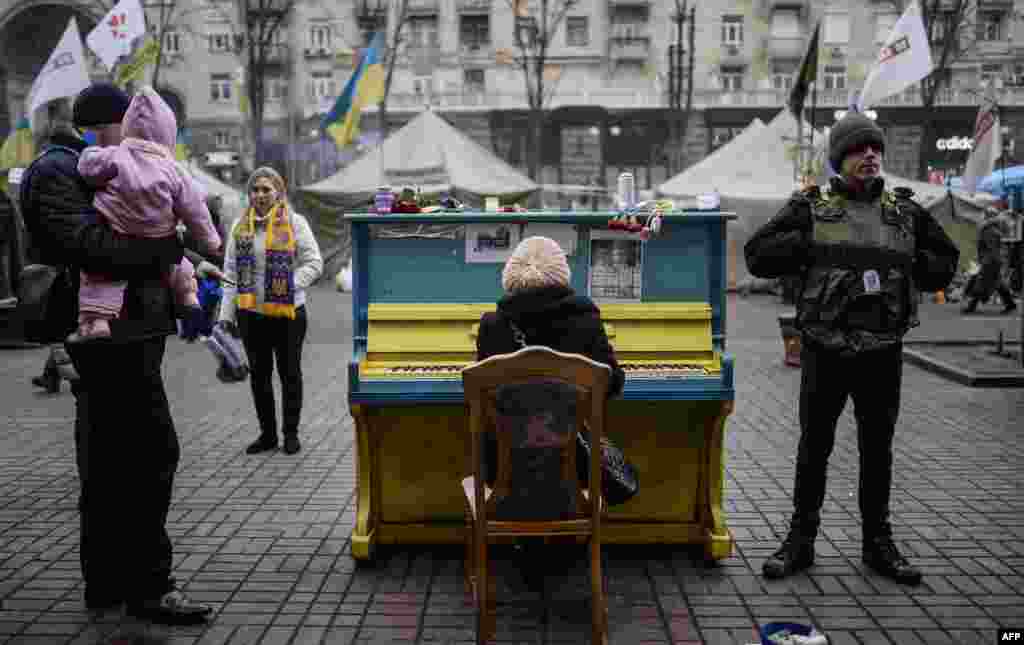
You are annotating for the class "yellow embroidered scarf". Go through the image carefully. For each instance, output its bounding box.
[234,202,297,319]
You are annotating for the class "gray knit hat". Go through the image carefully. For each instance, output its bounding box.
[502,236,571,293]
[829,111,885,173]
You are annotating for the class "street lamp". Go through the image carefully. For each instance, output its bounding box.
[610,125,622,136]
[833,109,878,121]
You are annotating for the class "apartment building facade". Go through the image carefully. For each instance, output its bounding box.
[1,0,1022,188]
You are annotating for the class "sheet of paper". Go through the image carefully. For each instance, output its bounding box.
[465,223,521,263]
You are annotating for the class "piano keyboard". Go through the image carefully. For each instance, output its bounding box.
[365,361,715,378]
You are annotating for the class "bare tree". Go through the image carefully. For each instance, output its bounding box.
[666,0,695,176]
[916,0,974,181]
[506,0,576,182]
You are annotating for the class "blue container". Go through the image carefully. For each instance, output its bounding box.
[760,622,815,644]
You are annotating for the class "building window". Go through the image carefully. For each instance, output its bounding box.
[358,12,386,47]
[308,71,332,101]
[770,9,800,39]
[875,12,898,44]
[309,24,332,51]
[566,16,588,46]
[207,25,231,53]
[711,126,744,152]
[214,131,230,148]
[823,65,846,91]
[977,12,1004,41]
[720,66,744,91]
[408,15,439,49]
[464,68,485,94]
[981,63,1003,86]
[163,30,181,54]
[721,15,743,45]
[210,73,232,102]
[823,13,850,44]
[267,79,288,101]
[460,15,490,50]
[772,63,795,90]
[930,11,954,43]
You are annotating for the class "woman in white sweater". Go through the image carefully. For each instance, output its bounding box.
[218,167,323,455]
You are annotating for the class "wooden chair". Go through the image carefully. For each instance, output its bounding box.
[461,346,611,645]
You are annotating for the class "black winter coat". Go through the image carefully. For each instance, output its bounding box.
[476,286,625,398]
[19,133,184,343]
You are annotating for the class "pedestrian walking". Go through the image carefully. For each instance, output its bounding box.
[961,207,1017,315]
[218,167,323,456]
[744,111,960,585]
[18,82,212,623]
[72,86,221,341]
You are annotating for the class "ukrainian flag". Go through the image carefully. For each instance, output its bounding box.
[322,32,386,150]
[175,130,191,162]
[0,118,34,194]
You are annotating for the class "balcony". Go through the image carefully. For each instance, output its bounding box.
[976,39,1012,57]
[460,41,493,62]
[457,0,490,12]
[720,43,748,63]
[767,0,808,13]
[304,46,334,59]
[767,36,805,60]
[611,39,650,61]
[608,0,649,6]
[407,0,439,14]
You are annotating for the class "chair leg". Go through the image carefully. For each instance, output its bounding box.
[590,538,607,645]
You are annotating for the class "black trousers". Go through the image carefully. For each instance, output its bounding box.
[67,335,180,602]
[793,340,903,540]
[238,305,308,438]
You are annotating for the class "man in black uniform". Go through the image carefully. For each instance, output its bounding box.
[19,84,211,623]
[745,112,959,585]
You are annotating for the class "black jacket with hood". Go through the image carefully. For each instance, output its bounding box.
[476,285,625,397]
[19,131,184,343]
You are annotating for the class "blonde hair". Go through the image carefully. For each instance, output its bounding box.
[247,166,287,197]
[501,236,571,293]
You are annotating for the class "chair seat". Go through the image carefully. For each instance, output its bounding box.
[461,476,603,520]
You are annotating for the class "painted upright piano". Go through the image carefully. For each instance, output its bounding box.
[345,211,737,561]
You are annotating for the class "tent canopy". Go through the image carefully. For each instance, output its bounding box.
[657,117,766,200]
[297,109,538,209]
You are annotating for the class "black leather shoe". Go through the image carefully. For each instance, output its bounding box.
[31,368,60,393]
[763,534,815,579]
[126,589,212,625]
[283,435,301,455]
[245,435,278,454]
[863,536,922,585]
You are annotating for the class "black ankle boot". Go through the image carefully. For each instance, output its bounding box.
[763,531,815,579]
[863,535,922,585]
[246,434,278,454]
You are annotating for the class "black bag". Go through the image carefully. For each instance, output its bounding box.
[17,264,68,343]
[507,320,640,506]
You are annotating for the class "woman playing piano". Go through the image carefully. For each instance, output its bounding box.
[475,235,626,590]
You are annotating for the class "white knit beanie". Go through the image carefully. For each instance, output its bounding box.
[502,236,571,293]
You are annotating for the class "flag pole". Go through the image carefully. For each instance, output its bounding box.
[809,78,817,179]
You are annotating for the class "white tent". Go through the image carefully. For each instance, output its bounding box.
[297,109,538,209]
[657,117,766,201]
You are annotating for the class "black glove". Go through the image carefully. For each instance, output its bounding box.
[217,319,239,338]
[179,306,208,342]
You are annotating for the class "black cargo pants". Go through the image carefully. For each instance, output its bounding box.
[791,339,903,541]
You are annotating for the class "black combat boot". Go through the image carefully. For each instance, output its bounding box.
[863,532,922,586]
[763,514,817,579]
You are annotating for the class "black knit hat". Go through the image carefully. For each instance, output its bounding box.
[829,111,885,173]
[72,83,132,127]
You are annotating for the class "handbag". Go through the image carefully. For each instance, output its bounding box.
[507,319,640,506]
[202,324,249,383]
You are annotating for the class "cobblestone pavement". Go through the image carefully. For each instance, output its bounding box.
[1,287,1022,645]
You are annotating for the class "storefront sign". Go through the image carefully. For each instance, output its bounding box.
[936,136,974,151]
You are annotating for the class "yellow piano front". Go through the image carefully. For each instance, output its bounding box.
[346,212,736,561]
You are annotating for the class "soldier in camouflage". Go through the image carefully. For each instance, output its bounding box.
[744,111,960,585]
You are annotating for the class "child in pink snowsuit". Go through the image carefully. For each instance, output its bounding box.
[75,86,221,340]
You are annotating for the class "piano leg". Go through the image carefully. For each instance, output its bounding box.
[351,404,378,561]
[704,400,735,561]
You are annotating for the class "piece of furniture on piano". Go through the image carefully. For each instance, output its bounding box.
[345,211,737,561]
[462,346,611,645]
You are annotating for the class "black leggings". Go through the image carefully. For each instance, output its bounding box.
[238,305,308,438]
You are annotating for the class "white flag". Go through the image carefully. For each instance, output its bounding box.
[86,0,147,71]
[857,0,933,111]
[961,85,1002,194]
[27,18,92,115]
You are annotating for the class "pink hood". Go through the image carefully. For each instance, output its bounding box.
[122,86,177,150]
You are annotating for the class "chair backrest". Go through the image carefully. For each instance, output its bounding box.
[463,346,612,529]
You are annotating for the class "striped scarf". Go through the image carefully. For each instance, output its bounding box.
[235,202,297,319]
